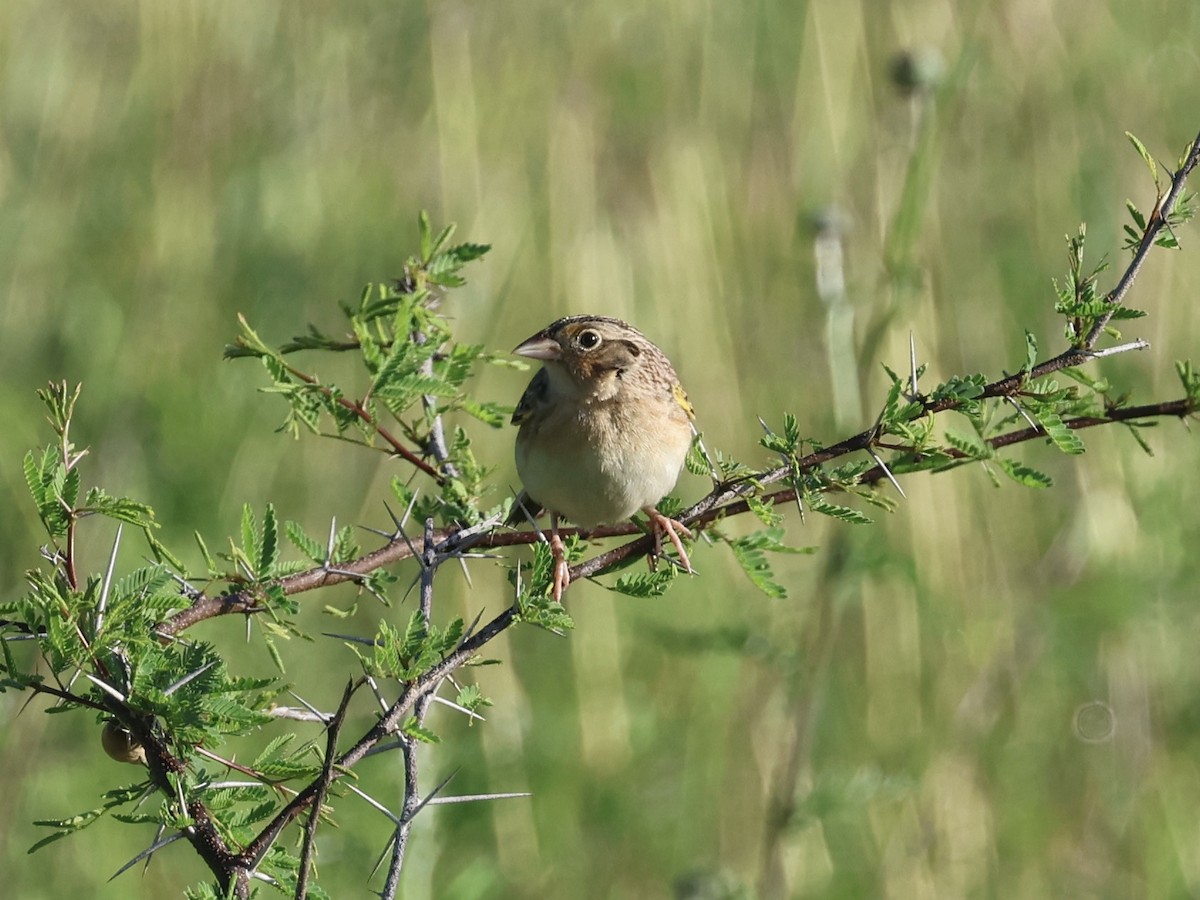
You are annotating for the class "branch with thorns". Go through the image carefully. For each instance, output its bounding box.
[5,130,1198,899]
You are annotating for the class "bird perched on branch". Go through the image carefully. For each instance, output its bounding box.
[511,315,695,600]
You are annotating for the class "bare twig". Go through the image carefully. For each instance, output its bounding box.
[295,681,355,899]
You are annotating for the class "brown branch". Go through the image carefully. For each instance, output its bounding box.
[158,383,1195,638]
[295,680,355,899]
[237,602,517,870]
[110,705,247,898]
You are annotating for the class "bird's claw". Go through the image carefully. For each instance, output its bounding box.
[643,507,694,575]
[550,529,571,601]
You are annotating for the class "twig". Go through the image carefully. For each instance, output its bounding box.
[284,364,445,484]
[158,388,1196,637]
[1082,128,1200,346]
[295,681,355,899]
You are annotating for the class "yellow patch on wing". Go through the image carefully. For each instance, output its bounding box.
[672,382,695,420]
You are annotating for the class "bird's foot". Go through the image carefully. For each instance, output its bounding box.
[643,507,694,575]
[550,527,571,601]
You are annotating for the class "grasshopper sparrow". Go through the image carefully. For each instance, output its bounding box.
[511,315,695,600]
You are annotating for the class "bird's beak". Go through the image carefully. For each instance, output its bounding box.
[513,334,561,361]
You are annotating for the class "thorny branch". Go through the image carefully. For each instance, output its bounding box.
[12,131,1196,896]
[160,130,1200,639]
[295,680,355,900]
[159,350,1198,634]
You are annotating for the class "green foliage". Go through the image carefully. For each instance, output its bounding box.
[1052,225,1151,343]
[515,592,575,633]
[355,611,466,682]
[1122,131,1198,253]
[807,497,873,526]
[1021,330,1039,375]
[723,528,815,599]
[454,683,492,719]
[875,367,931,445]
[995,459,1054,488]
[22,384,159,544]
[3,141,1197,898]
[257,846,333,900]
[1034,410,1087,455]
[251,734,323,781]
[611,571,678,597]
[758,412,805,457]
[943,427,993,461]
[1178,359,1200,403]
[226,213,500,530]
[685,432,716,476]
[513,542,576,632]
[29,784,150,854]
[929,373,987,405]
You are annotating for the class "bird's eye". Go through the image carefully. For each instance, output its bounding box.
[577,329,602,350]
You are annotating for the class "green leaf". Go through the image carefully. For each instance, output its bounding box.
[251,734,298,769]
[402,716,441,744]
[28,784,146,853]
[612,571,677,597]
[427,223,456,260]
[23,450,67,536]
[1126,199,1146,232]
[400,610,429,660]
[445,242,490,264]
[930,374,986,403]
[1126,131,1159,188]
[684,435,713,476]
[1021,330,1038,375]
[36,381,82,433]
[1108,306,1147,320]
[1035,411,1086,455]
[225,312,276,360]
[730,527,813,555]
[456,684,492,716]
[995,458,1053,488]
[418,209,434,260]
[516,595,575,632]
[1123,421,1156,456]
[240,504,258,571]
[285,521,325,564]
[441,617,465,651]
[808,498,872,525]
[460,398,508,427]
[746,494,783,526]
[259,504,278,575]
[1059,367,1110,393]
[1176,359,1200,403]
[22,450,44,508]
[184,884,225,900]
[515,545,576,632]
[727,533,784,599]
[82,488,156,528]
[944,428,992,460]
[725,528,816,599]
[263,634,286,673]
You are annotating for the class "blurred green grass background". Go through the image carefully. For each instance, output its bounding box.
[1,1,1199,897]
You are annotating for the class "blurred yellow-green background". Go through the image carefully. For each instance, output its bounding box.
[1,1,1199,897]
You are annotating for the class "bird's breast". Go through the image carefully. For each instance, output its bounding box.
[515,398,689,527]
